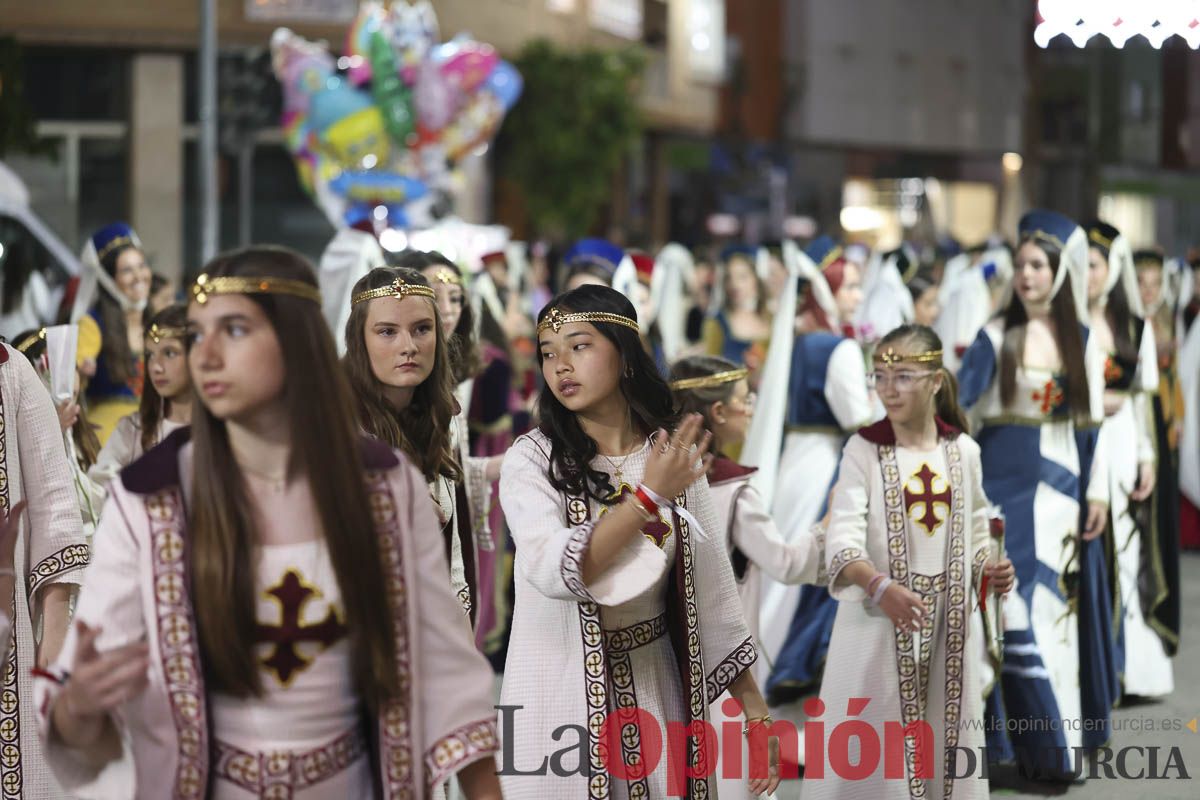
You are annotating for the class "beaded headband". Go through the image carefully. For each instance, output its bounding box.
[190,273,322,306]
[15,328,46,354]
[432,267,462,286]
[147,324,188,344]
[96,235,136,263]
[1026,229,1066,250]
[351,276,436,307]
[1087,228,1113,251]
[874,347,943,367]
[536,307,639,336]
[669,367,749,392]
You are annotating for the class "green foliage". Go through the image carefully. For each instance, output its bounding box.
[497,39,645,239]
[0,38,55,159]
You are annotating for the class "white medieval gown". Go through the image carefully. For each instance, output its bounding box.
[1096,321,1173,697]
[498,430,756,799]
[35,428,500,799]
[806,420,992,800]
[708,456,825,800]
[0,343,90,799]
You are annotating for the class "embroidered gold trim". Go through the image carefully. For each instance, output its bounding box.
[97,234,135,262]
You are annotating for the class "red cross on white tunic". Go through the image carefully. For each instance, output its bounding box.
[903,463,951,536]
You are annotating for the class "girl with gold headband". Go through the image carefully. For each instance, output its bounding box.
[498,284,779,799]
[670,353,824,800]
[37,246,501,799]
[12,327,106,543]
[957,209,1114,771]
[808,324,1014,800]
[342,264,498,627]
[1084,221,1175,700]
[89,304,194,490]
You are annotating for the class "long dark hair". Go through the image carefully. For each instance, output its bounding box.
[1087,242,1140,364]
[669,354,742,454]
[96,244,142,385]
[1000,235,1090,422]
[536,285,677,504]
[388,249,481,383]
[188,246,397,708]
[876,325,970,434]
[343,266,462,484]
[138,304,189,453]
[13,329,101,468]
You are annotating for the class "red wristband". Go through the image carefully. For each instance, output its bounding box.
[634,486,659,517]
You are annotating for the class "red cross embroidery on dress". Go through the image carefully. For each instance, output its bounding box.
[1103,356,1123,384]
[1032,378,1065,415]
[604,484,672,548]
[904,463,951,536]
[257,569,348,685]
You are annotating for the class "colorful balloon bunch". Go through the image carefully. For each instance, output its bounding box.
[270,0,522,230]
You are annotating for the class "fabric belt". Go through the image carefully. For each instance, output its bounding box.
[213,725,368,799]
[603,612,667,653]
[910,571,948,595]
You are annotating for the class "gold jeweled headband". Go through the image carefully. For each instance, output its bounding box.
[874,347,943,367]
[1028,229,1066,250]
[96,235,135,263]
[351,276,436,307]
[15,328,46,353]
[669,367,749,392]
[1088,229,1113,251]
[537,306,640,336]
[190,273,322,306]
[432,267,462,286]
[147,323,188,344]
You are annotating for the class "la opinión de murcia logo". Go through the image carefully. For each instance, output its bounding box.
[496,699,1192,793]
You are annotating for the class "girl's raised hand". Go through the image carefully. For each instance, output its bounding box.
[642,413,714,500]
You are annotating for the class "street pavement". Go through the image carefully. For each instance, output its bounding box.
[773,552,1199,799]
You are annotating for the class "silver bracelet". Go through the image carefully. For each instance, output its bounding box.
[870,576,893,605]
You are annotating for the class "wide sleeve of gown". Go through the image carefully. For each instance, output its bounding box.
[731,484,823,586]
[685,476,757,701]
[1084,330,1111,507]
[498,433,668,606]
[10,347,88,607]
[394,459,499,789]
[1134,322,1159,466]
[34,482,145,797]
[825,338,875,429]
[824,434,876,601]
[962,435,992,596]
[87,414,141,490]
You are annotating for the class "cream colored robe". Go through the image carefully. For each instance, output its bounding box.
[806,424,992,800]
[0,343,90,799]
[35,429,498,799]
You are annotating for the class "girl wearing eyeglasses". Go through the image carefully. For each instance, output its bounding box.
[809,323,1012,800]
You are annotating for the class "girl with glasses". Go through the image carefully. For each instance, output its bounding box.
[809,323,1013,800]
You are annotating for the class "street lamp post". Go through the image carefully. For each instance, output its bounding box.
[199,0,219,264]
